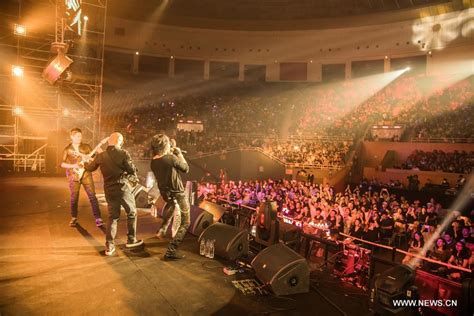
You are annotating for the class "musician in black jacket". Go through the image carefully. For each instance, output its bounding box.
[85,132,143,256]
[61,128,103,227]
[150,134,190,261]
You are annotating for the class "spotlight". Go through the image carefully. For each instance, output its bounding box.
[62,108,70,117]
[135,51,139,55]
[384,56,388,59]
[84,16,89,21]
[14,24,26,36]
[13,106,23,116]
[42,53,73,85]
[170,56,174,59]
[405,66,411,71]
[12,65,24,77]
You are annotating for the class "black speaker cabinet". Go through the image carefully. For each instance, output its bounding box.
[251,243,309,296]
[132,185,150,208]
[198,223,249,261]
[189,206,213,236]
[279,221,300,243]
[199,200,226,222]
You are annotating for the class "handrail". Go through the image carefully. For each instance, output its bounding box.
[215,132,353,142]
[188,146,344,170]
[339,233,472,273]
[217,198,257,212]
[410,137,474,143]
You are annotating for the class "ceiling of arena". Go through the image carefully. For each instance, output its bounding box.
[107,0,472,30]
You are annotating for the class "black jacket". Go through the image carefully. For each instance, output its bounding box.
[86,146,137,190]
[151,153,189,196]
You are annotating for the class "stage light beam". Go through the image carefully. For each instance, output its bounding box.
[14,24,26,36]
[13,106,24,116]
[12,65,24,77]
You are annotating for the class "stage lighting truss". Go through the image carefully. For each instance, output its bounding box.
[0,0,107,173]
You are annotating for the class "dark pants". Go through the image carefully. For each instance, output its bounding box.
[104,185,138,247]
[68,174,101,219]
[159,193,190,254]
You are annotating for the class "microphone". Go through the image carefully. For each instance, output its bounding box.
[170,138,187,154]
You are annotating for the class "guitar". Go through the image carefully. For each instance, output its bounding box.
[69,137,109,181]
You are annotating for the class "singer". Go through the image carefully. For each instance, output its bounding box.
[150,134,190,261]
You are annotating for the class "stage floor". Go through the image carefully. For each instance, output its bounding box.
[0,177,370,316]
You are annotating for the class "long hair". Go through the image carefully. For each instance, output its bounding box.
[151,134,169,156]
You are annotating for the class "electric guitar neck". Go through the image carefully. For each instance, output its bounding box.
[69,137,109,181]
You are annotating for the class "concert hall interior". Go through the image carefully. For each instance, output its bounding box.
[0,1,473,315]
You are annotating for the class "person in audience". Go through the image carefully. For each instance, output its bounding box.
[349,218,364,239]
[460,226,474,246]
[424,237,450,276]
[379,212,394,244]
[363,219,380,243]
[402,231,424,265]
[444,231,457,251]
[447,241,471,281]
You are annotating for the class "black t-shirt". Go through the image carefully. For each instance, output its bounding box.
[426,212,438,226]
[350,226,364,239]
[380,217,394,229]
[364,228,380,242]
[85,146,137,190]
[150,154,189,196]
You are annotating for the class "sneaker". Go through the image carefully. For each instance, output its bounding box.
[164,252,185,261]
[105,245,116,256]
[69,217,78,227]
[95,218,104,227]
[125,239,144,248]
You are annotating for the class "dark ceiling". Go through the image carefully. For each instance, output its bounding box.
[108,0,457,21]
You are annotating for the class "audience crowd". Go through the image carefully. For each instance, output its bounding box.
[199,178,473,282]
[399,150,474,174]
[101,73,473,168]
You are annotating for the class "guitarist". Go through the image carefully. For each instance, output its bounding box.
[85,132,143,256]
[61,128,103,228]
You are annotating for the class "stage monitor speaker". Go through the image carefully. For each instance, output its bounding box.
[185,181,198,206]
[199,200,225,222]
[255,201,279,247]
[189,206,213,236]
[198,223,249,261]
[279,221,300,243]
[42,53,73,85]
[251,243,309,296]
[132,185,151,208]
[154,197,213,237]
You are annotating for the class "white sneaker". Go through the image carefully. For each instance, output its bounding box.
[105,246,116,256]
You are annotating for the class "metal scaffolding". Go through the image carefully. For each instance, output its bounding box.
[0,0,107,173]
